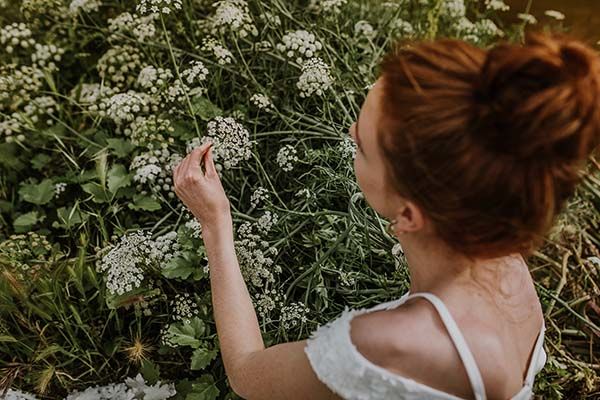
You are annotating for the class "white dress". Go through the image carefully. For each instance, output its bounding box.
[304,292,547,400]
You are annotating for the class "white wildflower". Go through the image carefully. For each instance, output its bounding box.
[308,0,347,15]
[254,289,285,321]
[280,302,309,329]
[68,0,101,15]
[250,186,269,209]
[276,144,299,172]
[338,136,357,159]
[96,230,153,296]
[0,23,36,54]
[184,217,202,238]
[136,0,182,15]
[235,221,280,288]
[544,10,565,20]
[200,37,233,65]
[54,182,67,196]
[354,20,376,38]
[137,65,174,95]
[3,389,39,400]
[276,30,323,64]
[181,60,209,85]
[517,13,537,24]
[440,0,466,19]
[256,211,278,235]
[130,148,181,199]
[148,231,181,265]
[484,0,509,11]
[297,57,333,98]
[170,293,199,323]
[97,45,143,89]
[186,116,253,170]
[31,43,65,72]
[108,12,157,42]
[210,0,258,38]
[101,91,156,126]
[250,93,274,111]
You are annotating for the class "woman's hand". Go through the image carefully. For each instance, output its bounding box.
[173,142,232,232]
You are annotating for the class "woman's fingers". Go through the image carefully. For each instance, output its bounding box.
[204,144,217,177]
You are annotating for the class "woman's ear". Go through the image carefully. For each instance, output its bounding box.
[394,200,425,233]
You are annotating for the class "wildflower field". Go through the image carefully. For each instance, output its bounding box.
[0,0,599,398]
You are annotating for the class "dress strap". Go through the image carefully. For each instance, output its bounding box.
[404,292,487,400]
[524,322,547,385]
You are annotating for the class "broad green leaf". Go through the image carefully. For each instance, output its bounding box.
[106,138,135,158]
[52,205,87,230]
[19,179,55,205]
[186,375,220,400]
[190,96,222,121]
[13,211,42,232]
[30,153,52,170]
[166,317,205,348]
[190,347,218,370]
[140,359,160,385]
[129,194,162,211]
[107,164,131,194]
[82,182,110,203]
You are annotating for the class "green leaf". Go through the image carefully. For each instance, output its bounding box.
[81,182,110,203]
[162,250,207,280]
[30,153,52,170]
[186,375,220,400]
[19,179,55,205]
[128,194,161,211]
[52,205,87,230]
[140,359,160,385]
[167,317,205,348]
[107,164,131,195]
[13,211,42,232]
[190,96,222,121]
[190,347,218,370]
[106,138,135,158]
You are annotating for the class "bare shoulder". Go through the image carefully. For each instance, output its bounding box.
[349,298,483,399]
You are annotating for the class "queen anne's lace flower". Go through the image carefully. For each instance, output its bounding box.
[186,116,253,170]
[31,43,65,72]
[280,302,310,329]
[544,10,565,20]
[250,186,269,209]
[354,21,376,38]
[181,60,209,85]
[250,93,274,111]
[200,37,233,65]
[108,12,157,42]
[126,115,175,149]
[276,30,323,64]
[98,45,143,89]
[210,0,258,38]
[136,0,182,15]
[170,293,199,323]
[235,218,281,288]
[3,389,39,400]
[338,136,357,160]
[0,23,36,54]
[65,374,175,400]
[517,12,537,24]
[148,231,181,265]
[137,65,174,94]
[96,230,153,295]
[440,0,466,19]
[54,182,67,197]
[485,0,509,11]
[101,91,156,126]
[276,144,299,171]
[68,0,101,15]
[297,57,333,98]
[308,0,347,15]
[130,148,181,199]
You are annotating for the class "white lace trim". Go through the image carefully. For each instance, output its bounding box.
[303,299,546,400]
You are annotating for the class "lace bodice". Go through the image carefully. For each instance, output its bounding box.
[304,292,547,400]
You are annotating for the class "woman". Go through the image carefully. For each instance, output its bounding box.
[172,30,600,400]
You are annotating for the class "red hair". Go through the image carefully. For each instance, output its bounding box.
[377,30,600,259]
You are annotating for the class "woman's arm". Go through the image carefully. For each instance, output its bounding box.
[173,144,339,399]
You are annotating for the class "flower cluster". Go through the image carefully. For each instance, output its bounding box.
[254,289,285,321]
[440,0,466,19]
[354,20,376,39]
[108,12,157,42]
[297,57,333,98]
[137,66,173,94]
[181,60,209,85]
[148,231,181,265]
[65,374,176,400]
[250,186,270,209]
[2,389,39,400]
[210,0,258,38]
[0,232,53,281]
[130,147,182,199]
[187,116,253,170]
[126,115,175,149]
[54,182,67,196]
[200,37,233,65]
[184,217,203,239]
[276,30,323,64]
[545,10,565,20]
[68,0,101,16]
[250,93,274,112]
[338,136,357,159]
[23,95,58,125]
[96,230,153,295]
[391,19,415,37]
[100,91,157,126]
[0,23,36,54]
[170,293,199,323]
[517,12,537,25]
[136,0,182,15]
[31,43,65,72]
[97,45,143,89]
[308,0,348,15]
[279,302,310,329]
[276,144,299,171]
[484,0,509,11]
[235,216,281,288]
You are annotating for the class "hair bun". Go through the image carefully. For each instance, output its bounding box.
[472,30,600,165]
